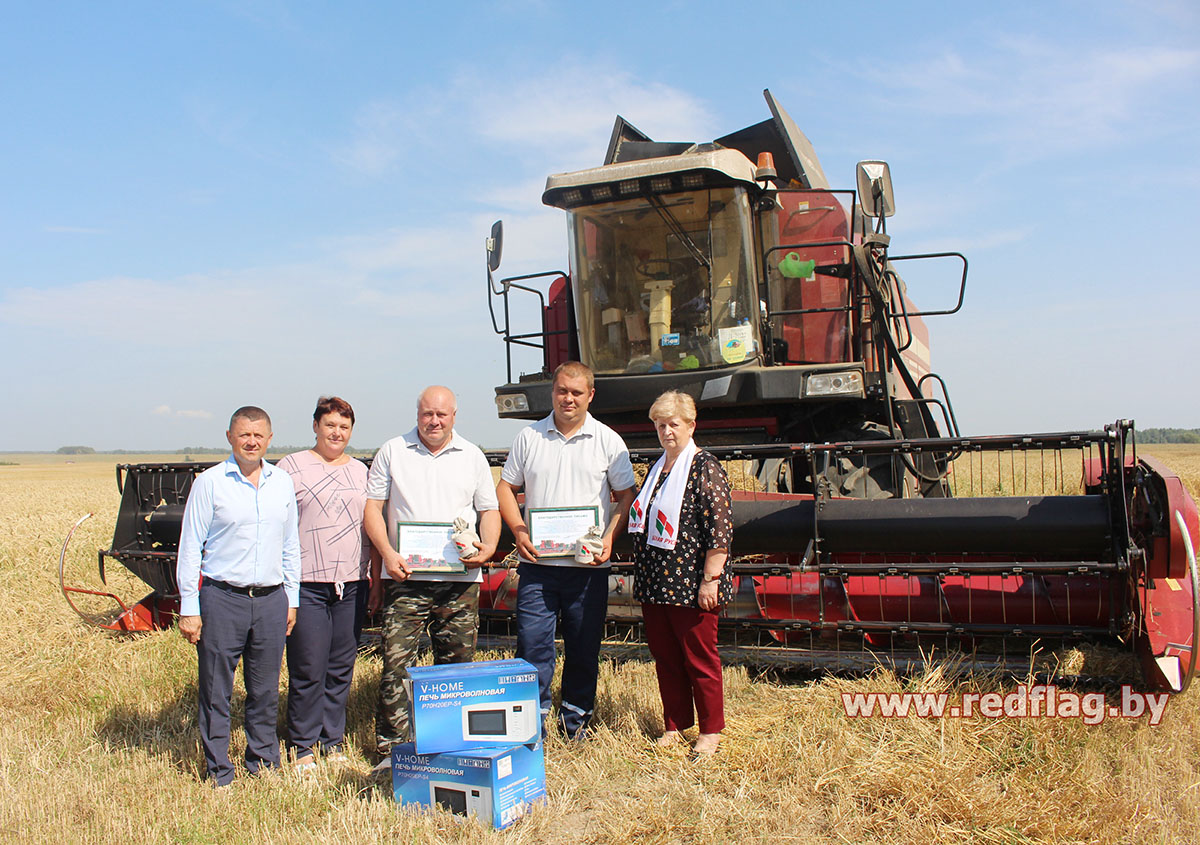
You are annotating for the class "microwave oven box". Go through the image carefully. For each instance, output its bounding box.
[406,658,541,754]
[390,740,546,829]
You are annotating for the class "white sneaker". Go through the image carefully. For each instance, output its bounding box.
[292,756,317,776]
[370,758,392,782]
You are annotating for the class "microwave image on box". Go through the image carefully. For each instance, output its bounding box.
[429,781,492,823]
[461,699,538,743]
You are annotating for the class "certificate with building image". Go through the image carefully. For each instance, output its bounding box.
[395,522,466,573]
[527,506,601,558]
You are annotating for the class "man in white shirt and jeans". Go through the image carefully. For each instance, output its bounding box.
[364,386,500,763]
[497,362,636,738]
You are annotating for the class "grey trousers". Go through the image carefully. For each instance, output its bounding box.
[196,580,288,785]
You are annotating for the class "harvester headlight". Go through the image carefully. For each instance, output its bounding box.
[618,179,640,196]
[495,394,530,414]
[562,189,584,206]
[805,371,864,397]
[682,172,704,189]
[591,185,613,200]
[649,176,672,193]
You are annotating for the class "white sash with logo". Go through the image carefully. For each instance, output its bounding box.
[628,438,697,550]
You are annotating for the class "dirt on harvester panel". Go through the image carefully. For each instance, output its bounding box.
[68,90,1200,696]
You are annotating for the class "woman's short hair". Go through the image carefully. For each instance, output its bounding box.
[314,395,355,425]
[648,390,697,425]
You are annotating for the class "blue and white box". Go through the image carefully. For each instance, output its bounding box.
[407,658,541,754]
[391,740,546,829]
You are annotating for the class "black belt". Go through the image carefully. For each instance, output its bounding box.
[205,578,282,598]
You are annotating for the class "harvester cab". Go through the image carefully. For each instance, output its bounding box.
[487,89,965,499]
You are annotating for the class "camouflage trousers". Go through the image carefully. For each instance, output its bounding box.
[375,579,479,756]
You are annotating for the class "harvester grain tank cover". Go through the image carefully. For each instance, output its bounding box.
[599,88,831,189]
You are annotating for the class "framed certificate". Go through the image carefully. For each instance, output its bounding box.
[395,522,466,573]
[527,506,601,558]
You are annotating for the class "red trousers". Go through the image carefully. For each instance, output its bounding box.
[641,603,725,734]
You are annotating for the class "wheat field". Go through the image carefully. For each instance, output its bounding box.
[2,449,1200,844]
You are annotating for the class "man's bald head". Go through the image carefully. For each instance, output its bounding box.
[415,385,457,453]
[417,385,457,412]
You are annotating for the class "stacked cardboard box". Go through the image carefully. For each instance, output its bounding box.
[390,658,546,830]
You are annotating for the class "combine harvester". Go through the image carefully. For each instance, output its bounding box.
[64,90,1199,693]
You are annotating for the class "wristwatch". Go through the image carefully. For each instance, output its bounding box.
[703,572,721,583]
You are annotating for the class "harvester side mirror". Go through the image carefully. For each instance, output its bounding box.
[486,220,504,272]
[856,161,895,218]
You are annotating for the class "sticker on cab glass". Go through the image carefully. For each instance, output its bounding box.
[718,324,753,364]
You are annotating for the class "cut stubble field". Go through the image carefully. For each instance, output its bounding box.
[2,449,1200,844]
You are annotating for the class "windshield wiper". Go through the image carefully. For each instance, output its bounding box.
[647,194,710,271]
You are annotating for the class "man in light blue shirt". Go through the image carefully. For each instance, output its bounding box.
[177,406,301,786]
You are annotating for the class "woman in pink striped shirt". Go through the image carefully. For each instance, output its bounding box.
[277,396,376,771]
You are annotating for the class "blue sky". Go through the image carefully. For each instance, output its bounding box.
[1,0,1197,450]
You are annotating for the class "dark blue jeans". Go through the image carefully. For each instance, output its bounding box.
[515,562,609,738]
[285,580,368,758]
[196,580,288,785]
